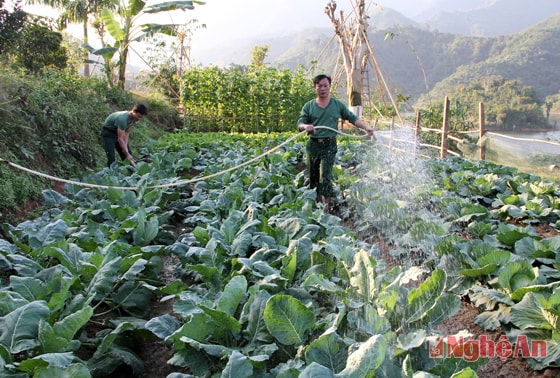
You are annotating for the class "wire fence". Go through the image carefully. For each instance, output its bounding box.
[180,99,560,180]
[370,98,560,179]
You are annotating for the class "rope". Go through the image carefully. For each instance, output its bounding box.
[0,158,136,191]
[328,126,372,139]
[486,132,560,146]
[1,127,373,192]
[148,130,306,189]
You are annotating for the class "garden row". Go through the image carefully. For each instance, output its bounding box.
[0,131,559,377]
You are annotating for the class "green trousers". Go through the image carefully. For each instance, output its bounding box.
[100,127,132,167]
[306,138,337,197]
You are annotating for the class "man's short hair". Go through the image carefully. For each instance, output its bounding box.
[133,103,148,116]
[313,74,332,86]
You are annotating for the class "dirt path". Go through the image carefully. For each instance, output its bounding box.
[437,302,558,377]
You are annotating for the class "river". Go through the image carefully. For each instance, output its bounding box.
[484,130,560,158]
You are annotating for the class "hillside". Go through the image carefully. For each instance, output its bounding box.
[191,1,560,108]
[425,0,560,36]
[260,12,560,107]
[418,14,560,104]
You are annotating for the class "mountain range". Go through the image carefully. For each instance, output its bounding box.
[190,0,560,105]
[422,0,560,36]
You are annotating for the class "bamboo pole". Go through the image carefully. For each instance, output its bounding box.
[447,135,464,143]
[441,96,449,158]
[479,102,485,160]
[486,132,560,145]
[420,127,443,132]
[371,118,378,144]
[415,111,421,158]
[389,117,394,153]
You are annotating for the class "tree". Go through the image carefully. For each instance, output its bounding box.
[144,19,206,103]
[25,0,114,77]
[17,17,67,72]
[250,45,270,72]
[84,13,117,85]
[97,0,204,89]
[0,0,26,55]
[1,0,67,71]
[325,0,401,121]
[58,0,114,76]
[325,0,368,115]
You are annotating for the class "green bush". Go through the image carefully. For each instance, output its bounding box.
[0,67,175,220]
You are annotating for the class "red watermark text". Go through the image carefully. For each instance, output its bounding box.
[429,335,547,362]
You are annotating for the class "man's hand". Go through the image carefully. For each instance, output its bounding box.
[127,154,136,167]
[300,124,315,133]
[363,126,375,141]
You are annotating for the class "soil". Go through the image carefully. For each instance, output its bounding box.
[126,220,560,378]
[4,182,560,377]
[106,253,192,378]
[437,303,559,378]
[395,222,560,378]
[135,254,191,378]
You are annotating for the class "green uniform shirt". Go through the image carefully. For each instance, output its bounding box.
[102,111,133,132]
[297,98,358,138]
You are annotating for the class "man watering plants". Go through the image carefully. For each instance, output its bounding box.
[100,103,148,167]
[297,74,374,214]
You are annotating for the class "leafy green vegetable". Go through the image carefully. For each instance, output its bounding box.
[264,295,315,346]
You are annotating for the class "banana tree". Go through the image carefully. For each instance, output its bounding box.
[82,42,118,85]
[93,0,204,89]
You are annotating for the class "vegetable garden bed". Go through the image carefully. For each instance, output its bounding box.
[1,131,559,377]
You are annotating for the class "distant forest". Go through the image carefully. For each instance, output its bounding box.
[264,13,560,111]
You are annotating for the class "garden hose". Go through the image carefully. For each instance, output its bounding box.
[0,126,374,192]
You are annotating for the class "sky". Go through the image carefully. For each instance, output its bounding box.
[190,0,359,46]
[17,0,487,67]
[164,0,491,48]
[149,0,455,65]
[177,0,435,53]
